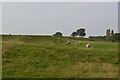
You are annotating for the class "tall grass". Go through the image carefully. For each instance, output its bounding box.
[2,35,118,78]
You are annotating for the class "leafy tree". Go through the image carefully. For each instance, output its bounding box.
[114,33,120,41]
[106,29,115,41]
[106,29,111,40]
[71,31,77,37]
[111,30,114,41]
[53,32,62,36]
[76,28,86,37]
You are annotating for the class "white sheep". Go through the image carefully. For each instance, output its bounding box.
[66,41,71,45]
[78,41,82,44]
[71,43,73,44]
[86,44,90,48]
[58,37,60,40]
[74,43,77,44]
[27,37,32,39]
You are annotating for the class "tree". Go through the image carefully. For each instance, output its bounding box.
[53,32,62,36]
[114,33,120,41]
[106,29,115,41]
[71,31,77,37]
[76,28,86,37]
[106,29,111,40]
[82,32,86,37]
[111,30,114,41]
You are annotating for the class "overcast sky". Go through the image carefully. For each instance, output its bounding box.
[2,2,118,37]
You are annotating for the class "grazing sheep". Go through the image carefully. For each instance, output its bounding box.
[66,41,71,45]
[91,42,94,43]
[74,43,77,44]
[58,37,60,40]
[86,44,90,48]
[27,37,32,39]
[78,41,82,44]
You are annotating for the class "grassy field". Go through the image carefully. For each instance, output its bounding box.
[1,35,118,78]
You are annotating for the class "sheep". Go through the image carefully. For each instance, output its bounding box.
[27,37,32,39]
[66,41,71,45]
[74,43,77,44]
[57,38,60,43]
[86,44,91,48]
[78,41,82,44]
[58,37,60,40]
[91,42,94,43]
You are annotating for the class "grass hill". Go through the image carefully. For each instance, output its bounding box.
[1,35,118,78]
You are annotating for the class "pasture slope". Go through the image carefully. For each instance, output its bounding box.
[2,35,118,78]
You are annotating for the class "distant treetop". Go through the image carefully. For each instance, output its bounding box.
[71,28,86,37]
[53,32,62,36]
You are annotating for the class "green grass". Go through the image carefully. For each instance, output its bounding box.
[2,35,118,78]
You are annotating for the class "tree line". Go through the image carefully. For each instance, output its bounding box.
[53,28,86,37]
[89,29,120,42]
[53,28,120,42]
